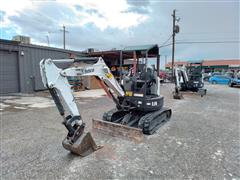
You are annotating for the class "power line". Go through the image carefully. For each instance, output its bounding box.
[159,40,240,48]
[176,37,238,42]
[176,40,240,44]
[160,34,173,47]
[179,32,238,35]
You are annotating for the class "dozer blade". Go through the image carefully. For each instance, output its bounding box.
[92,119,144,143]
[62,132,102,156]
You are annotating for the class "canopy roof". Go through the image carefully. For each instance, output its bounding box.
[123,44,158,53]
[188,60,204,64]
[88,44,159,60]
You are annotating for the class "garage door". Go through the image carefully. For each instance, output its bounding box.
[0,51,19,93]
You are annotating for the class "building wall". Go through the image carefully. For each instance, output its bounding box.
[0,40,84,93]
[19,46,76,92]
[165,60,240,74]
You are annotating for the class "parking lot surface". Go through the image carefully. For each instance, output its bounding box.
[1,84,239,179]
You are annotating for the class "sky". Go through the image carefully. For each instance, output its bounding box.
[0,0,239,64]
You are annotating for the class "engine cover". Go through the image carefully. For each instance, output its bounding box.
[124,95,164,112]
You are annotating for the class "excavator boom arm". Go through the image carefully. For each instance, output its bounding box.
[40,57,124,117]
[40,57,127,155]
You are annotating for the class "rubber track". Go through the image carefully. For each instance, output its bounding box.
[139,107,171,135]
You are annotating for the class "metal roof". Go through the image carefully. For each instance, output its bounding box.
[123,44,158,52]
[88,44,159,60]
[165,59,240,68]
[0,39,85,55]
[188,60,204,64]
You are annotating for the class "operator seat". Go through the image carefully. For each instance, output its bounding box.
[138,66,157,96]
[122,66,158,96]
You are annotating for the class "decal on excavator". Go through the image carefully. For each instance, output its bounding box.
[75,68,94,74]
[125,91,133,96]
[85,68,94,73]
[105,73,113,79]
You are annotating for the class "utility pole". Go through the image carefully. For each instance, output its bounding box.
[61,25,69,49]
[171,9,180,81]
[46,35,49,46]
[63,25,66,49]
[165,55,167,70]
[171,9,176,79]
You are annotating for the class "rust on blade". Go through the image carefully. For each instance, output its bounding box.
[92,119,144,143]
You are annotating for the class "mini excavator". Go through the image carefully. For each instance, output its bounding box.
[173,61,207,99]
[40,47,171,156]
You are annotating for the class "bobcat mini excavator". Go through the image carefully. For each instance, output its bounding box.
[173,61,207,99]
[40,54,171,156]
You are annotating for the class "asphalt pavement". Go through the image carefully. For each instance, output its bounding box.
[1,84,239,179]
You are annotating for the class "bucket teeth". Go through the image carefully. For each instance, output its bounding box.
[62,132,102,156]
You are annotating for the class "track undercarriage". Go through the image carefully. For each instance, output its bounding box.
[103,107,171,135]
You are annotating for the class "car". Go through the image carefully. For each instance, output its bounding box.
[165,71,173,82]
[224,72,234,78]
[203,73,211,81]
[159,71,168,83]
[203,72,222,81]
[209,75,231,85]
[229,76,240,87]
[212,72,222,76]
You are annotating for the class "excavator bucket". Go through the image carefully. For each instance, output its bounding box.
[197,88,207,97]
[62,132,102,156]
[173,91,183,99]
[92,119,144,143]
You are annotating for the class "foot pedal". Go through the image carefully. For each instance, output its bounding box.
[62,132,102,156]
